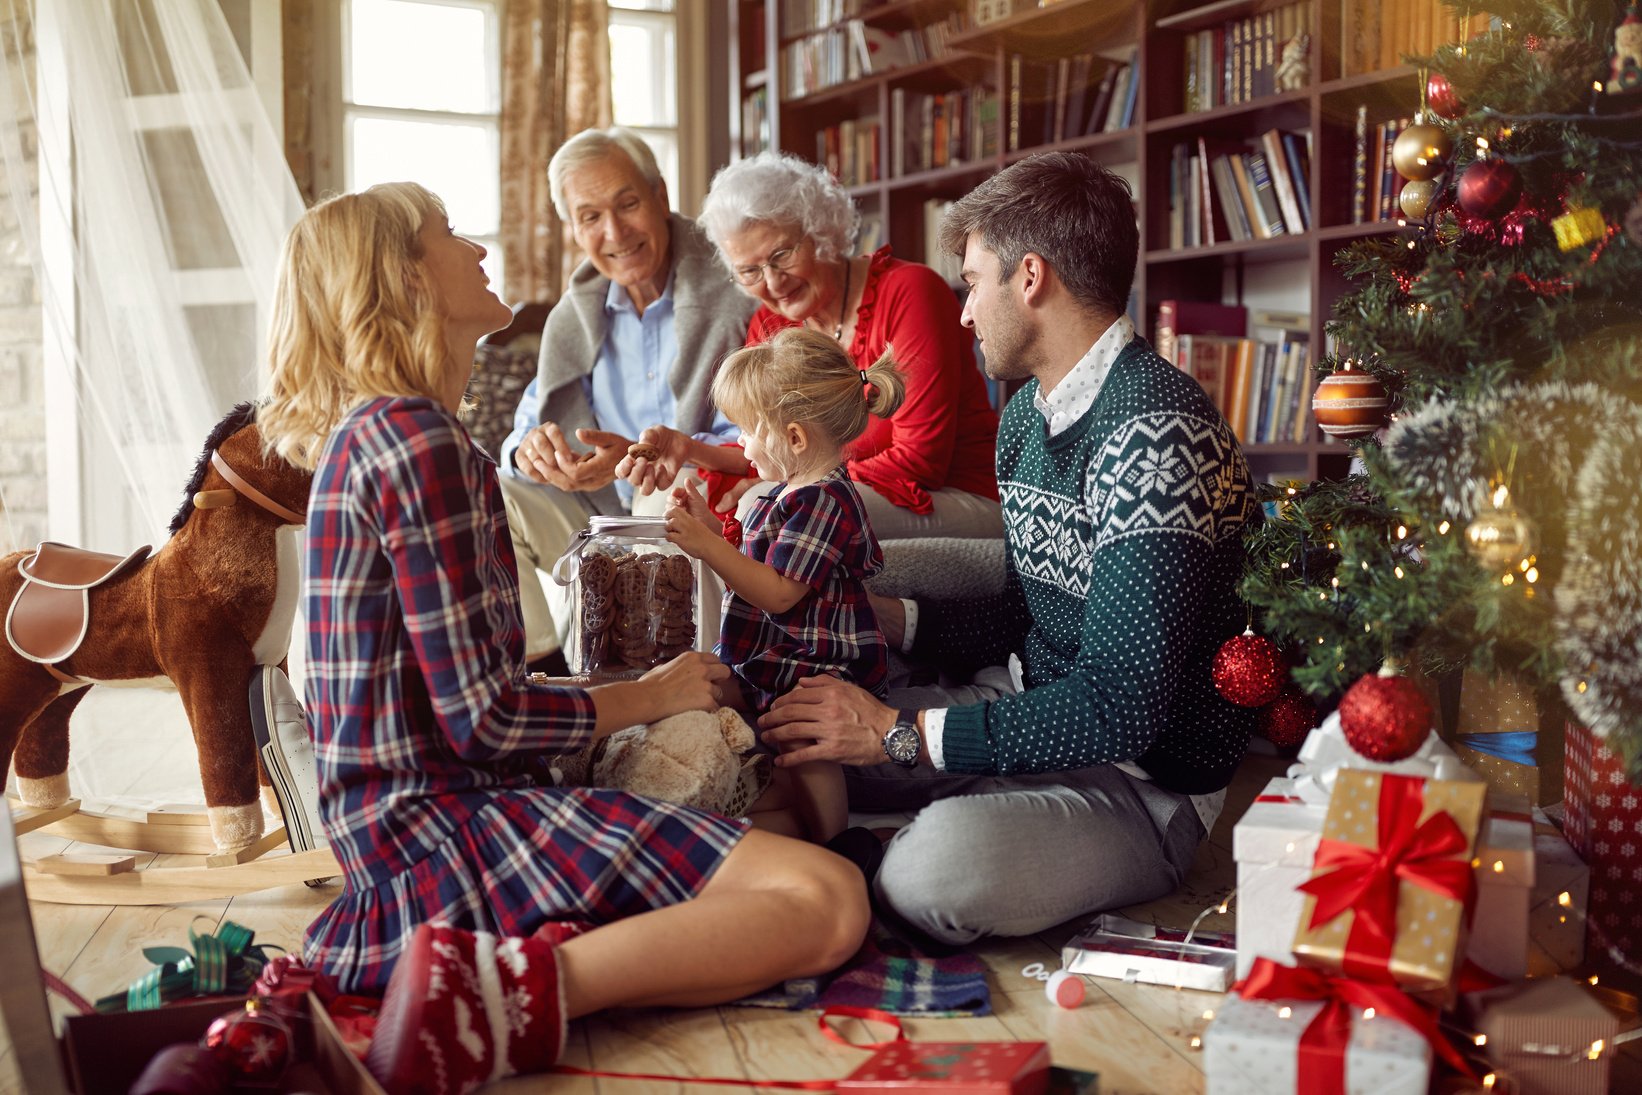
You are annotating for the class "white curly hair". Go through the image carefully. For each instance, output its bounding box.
[698,151,860,265]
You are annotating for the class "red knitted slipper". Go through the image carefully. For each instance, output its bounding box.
[532,919,596,946]
[365,923,566,1095]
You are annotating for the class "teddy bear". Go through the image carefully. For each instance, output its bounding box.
[591,706,765,816]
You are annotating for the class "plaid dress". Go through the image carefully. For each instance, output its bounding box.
[719,466,888,710]
[300,396,746,994]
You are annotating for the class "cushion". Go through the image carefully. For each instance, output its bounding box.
[465,340,539,458]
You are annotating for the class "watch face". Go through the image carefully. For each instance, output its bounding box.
[884,723,920,765]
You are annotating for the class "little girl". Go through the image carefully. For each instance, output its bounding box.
[664,326,905,844]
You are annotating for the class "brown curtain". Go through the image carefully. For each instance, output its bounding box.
[500,0,612,303]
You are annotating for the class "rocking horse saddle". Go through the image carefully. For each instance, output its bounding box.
[6,541,152,674]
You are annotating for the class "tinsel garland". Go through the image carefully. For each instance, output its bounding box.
[1557,404,1642,771]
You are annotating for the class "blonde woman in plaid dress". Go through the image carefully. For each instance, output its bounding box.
[259,183,868,1091]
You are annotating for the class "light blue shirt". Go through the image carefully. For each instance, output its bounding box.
[499,274,738,505]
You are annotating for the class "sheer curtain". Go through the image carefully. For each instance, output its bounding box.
[0,0,304,807]
[499,0,611,303]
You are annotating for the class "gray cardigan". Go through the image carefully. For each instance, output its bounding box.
[533,213,756,514]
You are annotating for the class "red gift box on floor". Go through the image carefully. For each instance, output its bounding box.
[1563,720,1642,970]
[838,1041,1052,1094]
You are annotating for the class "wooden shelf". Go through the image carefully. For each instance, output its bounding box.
[727,0,1430,483]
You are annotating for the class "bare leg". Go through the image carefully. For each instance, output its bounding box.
[556,829,868,1013]
[788,760,848,842]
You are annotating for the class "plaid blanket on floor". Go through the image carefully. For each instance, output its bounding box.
[734,918,991,1016]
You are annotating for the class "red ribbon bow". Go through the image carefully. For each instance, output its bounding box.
[1233,958,1475,1095]
[1296,773,1475,980]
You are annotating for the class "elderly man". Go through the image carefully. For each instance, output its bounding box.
[760,152,1260,945]
[499,128,756,660]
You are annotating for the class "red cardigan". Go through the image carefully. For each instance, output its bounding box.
[746,248,999,512]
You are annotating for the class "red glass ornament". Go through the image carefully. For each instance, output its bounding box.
[1458,159,1523,220]
[1426,72,1463,119]
[201,999,293,1085]
[1258,686,1318,749]
[1213,629,1287,707]
[1338,668,1433,762]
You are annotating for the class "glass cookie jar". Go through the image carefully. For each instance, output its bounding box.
[551,515,703,679]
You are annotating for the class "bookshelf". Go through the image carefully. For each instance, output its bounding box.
[726,0,1459,483]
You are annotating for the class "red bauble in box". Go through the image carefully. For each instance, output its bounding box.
[1458,159,1523,219]
[1563,721,1642,972]
[1311,365,1390,439]
[839,1041,1051,1093]
[201,999,293,1085]
[1338,668,1432,762]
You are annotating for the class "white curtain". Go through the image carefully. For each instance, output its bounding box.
[0,0,304,807]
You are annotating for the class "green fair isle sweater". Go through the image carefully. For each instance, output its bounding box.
[927,337,1259,795]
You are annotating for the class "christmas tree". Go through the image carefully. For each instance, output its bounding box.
[1240,0,1642,772]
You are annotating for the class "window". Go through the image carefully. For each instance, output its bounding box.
[341,0,503,286]
[608,0,678,202]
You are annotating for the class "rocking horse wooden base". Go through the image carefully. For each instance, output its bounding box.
[8,798,339,905]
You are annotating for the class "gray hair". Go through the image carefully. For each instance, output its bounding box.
[698,151,859,264]
[937,152,1138,316]
[547,127,663,221]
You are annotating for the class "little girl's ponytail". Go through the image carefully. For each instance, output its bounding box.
[860,348,905,422]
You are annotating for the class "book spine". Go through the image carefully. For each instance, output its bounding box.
[1352,105,1369,224]
[1246,152,1287,237]
[1282,132,1312,229]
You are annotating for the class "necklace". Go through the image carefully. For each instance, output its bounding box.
[819,257,852,342]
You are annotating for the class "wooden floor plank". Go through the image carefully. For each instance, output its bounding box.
[721,1005,878,1094]
[585,1007,751,1095]
[991,984,1205,1095]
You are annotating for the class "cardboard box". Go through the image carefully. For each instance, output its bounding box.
[1464,978,1619,1095]
[1204,988,1431,1095]
[0,806,382,1094]
[1234,777,1535,981]
[838,1041,1052,1093]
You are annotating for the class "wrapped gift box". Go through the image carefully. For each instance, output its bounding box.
[1463,978,1619,1095]
[1203,983,1431,1095]
[838,1041,1052,1094]
[1061,914,1235,992]
[1562,720,1642,970]
[1234,777,1532,982]
[1445,668,1564,806]
[1529,809,1589,975]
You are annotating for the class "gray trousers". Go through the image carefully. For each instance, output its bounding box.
[848,684,1205,945]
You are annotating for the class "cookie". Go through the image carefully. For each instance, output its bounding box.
[626,441,661,462]
[661,553,693,592]
[579,552,616,595]
[614,562,650,608]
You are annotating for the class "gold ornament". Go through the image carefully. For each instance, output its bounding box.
[1465,485,1538,571]
[1311,364,1390,439]
[1400,179,1441,219]
[1392,123,1453,181]
[1552,205,1606,251]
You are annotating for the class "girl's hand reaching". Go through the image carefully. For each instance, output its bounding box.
[669,479,716,523]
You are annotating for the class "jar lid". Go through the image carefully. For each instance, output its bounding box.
[588,515,668,537]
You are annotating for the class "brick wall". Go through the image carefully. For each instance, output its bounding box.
[0,13,43,556]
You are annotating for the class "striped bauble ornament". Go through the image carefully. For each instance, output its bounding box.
[1311,364,1390,439]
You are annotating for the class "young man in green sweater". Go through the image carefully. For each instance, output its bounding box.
[759,152,1260,944]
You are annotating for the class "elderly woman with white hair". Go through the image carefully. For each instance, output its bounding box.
[623,152,1002,539]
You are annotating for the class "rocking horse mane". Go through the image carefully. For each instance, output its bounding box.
[168,401,261,536]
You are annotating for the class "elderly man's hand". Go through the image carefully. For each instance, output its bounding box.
[514,423,629,492]
[614,424,689,495]
[758,676,899,768]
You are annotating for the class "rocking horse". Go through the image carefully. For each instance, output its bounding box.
[1,402,336,902]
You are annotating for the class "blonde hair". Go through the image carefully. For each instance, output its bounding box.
[260,182,453,469]
[712,327,905,479]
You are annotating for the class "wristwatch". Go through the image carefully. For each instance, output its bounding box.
[882,708,922,768]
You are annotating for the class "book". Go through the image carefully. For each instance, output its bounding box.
[1245,151,1288,237]
[1196,136,1228,245]
[1063,54,1093,140]
[1281,131,1312,229]
[1153,300,1247,367]
[1051,56,1071,142]
[1213,154,1253,241]
[1116,48,1140,128]
[1260,129,1306,233]
[1103,64,1131,133]
[1084,62,1120,136]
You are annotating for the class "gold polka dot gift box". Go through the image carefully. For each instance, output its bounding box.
[1290,769,1487,996]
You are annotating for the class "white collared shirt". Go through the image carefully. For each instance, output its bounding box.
[1031,313,1135,437]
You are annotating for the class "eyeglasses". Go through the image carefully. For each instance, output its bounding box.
[731,242,804,285]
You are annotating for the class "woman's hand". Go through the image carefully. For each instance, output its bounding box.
[614,425,690,495]
[640,651,731,718]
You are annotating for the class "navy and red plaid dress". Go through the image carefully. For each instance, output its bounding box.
[300,397,747,994]
[719,466,888,710]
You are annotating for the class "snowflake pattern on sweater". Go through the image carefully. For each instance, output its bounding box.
[937,337,1259,795]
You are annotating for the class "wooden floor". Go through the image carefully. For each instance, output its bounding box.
[4,748,1639,1094]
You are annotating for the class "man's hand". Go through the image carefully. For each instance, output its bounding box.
[514,423,630,492]
[759,676,898,767]
[869,593,906,651]
[614,425,689,496]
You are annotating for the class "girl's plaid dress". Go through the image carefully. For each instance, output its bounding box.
[718,465,889,710]
[300,397,746,994]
